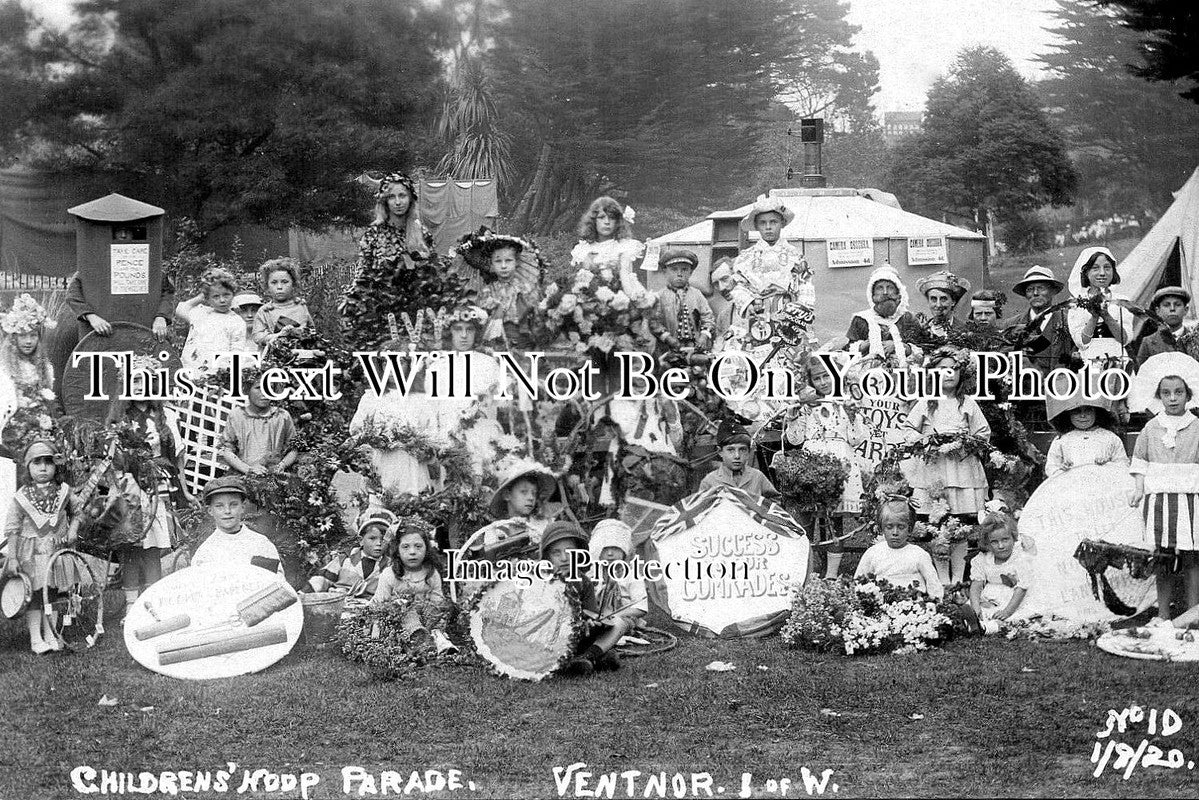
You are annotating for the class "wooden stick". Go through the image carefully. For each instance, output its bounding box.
[134,615,191,641]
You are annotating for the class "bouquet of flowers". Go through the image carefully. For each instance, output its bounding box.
[536,267,657,352]
[910,482,974,558]
[782,576,955,656]
[772,449,849,514]
[337,600,473,681]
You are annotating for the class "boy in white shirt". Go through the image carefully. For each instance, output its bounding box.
[190,476,282,575]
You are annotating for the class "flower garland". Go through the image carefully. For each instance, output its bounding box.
[344,417,477,490]
[781,576,955,656]
[336,600,476,681]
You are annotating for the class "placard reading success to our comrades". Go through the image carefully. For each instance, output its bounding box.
[907,236,948,266]
[110,243,150,295]
[825,237,874,268]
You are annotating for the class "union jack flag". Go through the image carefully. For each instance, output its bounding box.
[650,485,804,541]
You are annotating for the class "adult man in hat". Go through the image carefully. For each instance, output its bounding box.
[1136,286,1195,369]
[1001,265,1074,373]
[731,196,814,322]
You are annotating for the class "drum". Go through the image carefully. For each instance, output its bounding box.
[1,573,32,619]
[467,578,585,681]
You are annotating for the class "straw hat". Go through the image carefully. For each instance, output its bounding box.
[488,461,557,519]
[916,270,971,303]
[739,196,795,233]
[1010,265,1064,298]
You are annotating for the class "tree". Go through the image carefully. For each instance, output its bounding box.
[1039,0,1199,215]
[886,47,1077,234]
[0,0,452,233]
[1098,0,1199,102]
[488,0,867,234]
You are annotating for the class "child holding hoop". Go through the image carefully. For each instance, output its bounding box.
[3,440,83,654]
[902,346,991,584]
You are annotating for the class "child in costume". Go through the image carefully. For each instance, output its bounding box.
[855,497,944,599]
[190,476,282,574]
[453,230,543,347]
[370,517,456,654]
[475,462,558,556]
[308,508,394,598]
[252,258,312,349]
[541,522,626,676]
[176,267,248,374]
[589,519,648,630]
[969,512,1034,630]
[1128,353,1199,625]
[777,353,867,577]
[649,249,714,354]
[731,196,814,319]
[571,196,648,301]
[0,294,58,453]
[3,440,83,653]
[1044,388,1126,478]
[219,377,298,476]
[968,289,1005,328]
[903,346,990,583]
[700,420,779,500]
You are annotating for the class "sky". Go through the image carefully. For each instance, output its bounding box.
[27,0,1062,114]
[847,0,1062,112]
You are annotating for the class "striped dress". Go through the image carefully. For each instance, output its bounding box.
[1130,414,1199,552]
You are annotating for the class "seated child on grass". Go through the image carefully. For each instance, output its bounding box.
[969,512,1035,632]
[855,497,944,599]
[308,508,394,598]
[370,517,456,654]
[540,521,626,676]
[476,462,557,554]
[589,519,648,630]
[699,419,779,500]
[219,378,298,476]
[190,476,282,575]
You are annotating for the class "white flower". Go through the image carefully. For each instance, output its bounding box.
[37,414,52,431]
[599,267,614,284]
[573,268,595,288]
[633,290,656,310]
[557,294,578,314]
[40,389,56,402]
[545,282,560,297]
[610,291,631,311]
[496,433,522,451]
[594,286,615,304]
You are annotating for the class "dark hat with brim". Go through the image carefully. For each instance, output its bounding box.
[538,521,589,560]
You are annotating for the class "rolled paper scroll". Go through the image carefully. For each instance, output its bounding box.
[157,623,288,665]
[236,583,297,627]
[134,614,191,641]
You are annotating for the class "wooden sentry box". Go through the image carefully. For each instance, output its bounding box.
[67,193,166,329]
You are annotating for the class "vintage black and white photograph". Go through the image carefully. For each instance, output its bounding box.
[1,0,1197,797]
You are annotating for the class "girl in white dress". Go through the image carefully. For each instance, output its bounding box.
[570,196,648,302]
[1044,390,1126,479]
[176,268,248,374]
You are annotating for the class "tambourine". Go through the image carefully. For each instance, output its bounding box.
[467,578,584,681]
[1,572,32,619]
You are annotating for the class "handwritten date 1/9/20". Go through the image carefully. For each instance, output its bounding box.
[1091,739,1194,779]
[1092,705,1191,779]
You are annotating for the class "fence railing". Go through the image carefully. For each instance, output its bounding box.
[0,270,69,291]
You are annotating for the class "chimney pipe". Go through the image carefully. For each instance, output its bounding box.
[799,118,826,188]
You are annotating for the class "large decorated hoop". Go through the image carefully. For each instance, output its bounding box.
[44,549,104,650]
[466,577,584,681]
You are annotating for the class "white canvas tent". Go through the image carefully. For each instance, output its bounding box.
[646,187,987,342]
[1116,167,1199,316]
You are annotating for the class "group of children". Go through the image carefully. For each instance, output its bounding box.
[8,175,1199,668]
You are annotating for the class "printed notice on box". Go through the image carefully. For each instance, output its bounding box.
[908,236,948,266]
[826,237,873,268]
[110,243,150,295]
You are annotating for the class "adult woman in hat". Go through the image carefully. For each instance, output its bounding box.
[1066,246,1137,365]
[915,270,971,340]
[1002,265,1073,373]
[845,265,922,366]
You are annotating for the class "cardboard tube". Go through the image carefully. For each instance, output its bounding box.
[134,615,191,641]
[157,624,288,665]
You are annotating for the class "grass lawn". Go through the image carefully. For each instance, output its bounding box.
[3,597,1198,800]
[987,238,1143,293]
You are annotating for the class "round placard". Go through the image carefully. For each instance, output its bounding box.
[468,579,582,681]
[123,563,303,680]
